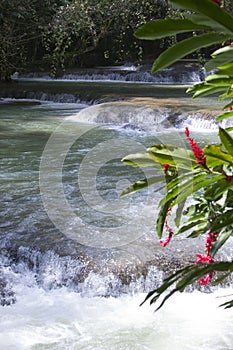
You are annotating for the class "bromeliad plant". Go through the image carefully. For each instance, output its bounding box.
[121,0,233,310]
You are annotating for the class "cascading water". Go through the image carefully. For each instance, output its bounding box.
[13,61,202,85]
[1,78,233,350]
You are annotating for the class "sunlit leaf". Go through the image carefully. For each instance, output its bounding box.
[121,153,160,168]
[205,75,233,86]
[204,145,233,167]
[215,111,233,121]
[187,83,226,98]
[213,62,233,76]
[211,45,233,58]
[148,144,195,170]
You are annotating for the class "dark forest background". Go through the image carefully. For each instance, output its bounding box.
[1,0,233,80]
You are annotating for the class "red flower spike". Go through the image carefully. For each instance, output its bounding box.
[196,231,219,285]
[160,232,173,247]
[160,208,173,247]
[195,254,214,264]
[163,163,169,174]
[185,126,190,137]
[229,105,233,110]
[185,127,206,167]
[198,272,214,285]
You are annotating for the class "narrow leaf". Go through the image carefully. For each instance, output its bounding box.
[211,230,233,257]
[174,200,185,228]
[176,219,207,234]
[172,174,224,206]
[156,198,173,239]
[216,111,233,121]
[211,209,233,231]
[120,176,165,198]
[219,127,233,156]
[205,75,233,86]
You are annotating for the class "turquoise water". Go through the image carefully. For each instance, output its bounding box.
[1,97,233,350]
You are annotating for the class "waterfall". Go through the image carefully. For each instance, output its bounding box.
[13,61,202,85]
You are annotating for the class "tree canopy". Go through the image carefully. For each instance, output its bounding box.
[0,0,168,80]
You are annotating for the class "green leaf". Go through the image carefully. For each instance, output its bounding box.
[204,145,233,167]
[205,56,233,72]
[151,33,229,73]
[219,127,233,156]
[187,83,226,98]
[211,209,233,231]
[213,62,233,76]
[204,177,233,201]
[216,111,233,122]
[219,299,233,309]
[211,272,231,286]
[172,174,224,207]
[169,0,233,33]
[187,226,207,238]
[177,218,208,234]
[175,262,233,292]
[211,45,233,58]
[218,89,233,101]
[148,144,195,170]
[174,200,185,228]
[120,176,165,198]
[121,153,160,168]
[225,189,233,208]
[156,198,173,239]
[135,18,210,40]
[205,75,233,86]
[142,262,233,311]
[187,13,231,33]
[211,229,233,257]
[159,172,207,208]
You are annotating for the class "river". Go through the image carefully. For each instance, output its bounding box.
[1,67,233,349]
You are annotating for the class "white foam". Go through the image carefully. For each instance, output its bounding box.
[0,283,233,350]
